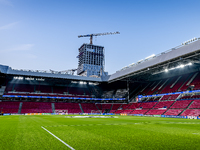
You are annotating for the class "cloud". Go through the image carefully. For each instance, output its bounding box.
[0,44,34,53]
[0,22,19,30]
[0,0,13,7]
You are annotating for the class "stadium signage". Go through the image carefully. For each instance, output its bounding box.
[143,115,153,117]
[25,77,34,81]
[14,76,23,80]
[3,95,125,100]
[187,116,197,119]
[71,81,78,83]
[80,113,114,115]
[161,115,186,119]
[11,113,25,115]
[153,115,161,117]
[13,76,45,81]
[36,78,45,81]
[3,113,10,116]
[133,114,143,116]
[129,114,199,119]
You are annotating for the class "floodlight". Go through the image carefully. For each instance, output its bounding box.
[188,62,192,65]
[145,54,155,59]
[165,69,168,72]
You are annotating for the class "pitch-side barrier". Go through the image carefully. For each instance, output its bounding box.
[2,113,115,116]
[126,114,200,119]
[2,113,199,119]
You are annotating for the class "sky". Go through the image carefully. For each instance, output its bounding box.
[1,0,200,75]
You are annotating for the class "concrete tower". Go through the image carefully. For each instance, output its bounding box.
[77,44,105,77]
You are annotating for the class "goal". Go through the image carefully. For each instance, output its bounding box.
[55,110,68,114]
[91,110,102,114]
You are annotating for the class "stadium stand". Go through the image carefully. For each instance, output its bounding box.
[170,100,193,108]
[122,109,133,114]
[164,109,183,116]
[139,102,157,109]
[114,109,124,114]
[115,89,127,98]
[102,90,114,98]
[168,94,180,100]
[154,101,174,109]
[128,103,141,109]
[145,97,160,102]
[81,103,98,113]
[179,73,195,91]
[14,84,34,92]
[180,109,200,116]
[139,82,153,95]
[179,95,192,100]
[130,109,149,114]
[191,94,200,99]
[112,104,122,110]
[160,76,178,93]
[54,102,82,113]
[146,109,167,115]
[4,82,93,98]
[160,95,171,101]
[146,80,164,95]
[96,104,112,110]
[121,103,131,110]
[189,100,200,108]
[0,101,20,113]
[21,102,52,113]
[109,104,122,113]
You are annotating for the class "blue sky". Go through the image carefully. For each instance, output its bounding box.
[1,0,200,74]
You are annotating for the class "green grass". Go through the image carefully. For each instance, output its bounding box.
[0,115,200,150]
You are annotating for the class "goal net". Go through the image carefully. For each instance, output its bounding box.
[55,110,68,114]
[91,110,102,114]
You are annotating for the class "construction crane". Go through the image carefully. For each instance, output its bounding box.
[78,31,120,45]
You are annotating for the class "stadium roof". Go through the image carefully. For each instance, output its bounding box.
[108,38,200,82]
[0,65,103,82]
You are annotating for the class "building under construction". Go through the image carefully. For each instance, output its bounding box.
[77,31,120,77]
[77,44,105,77]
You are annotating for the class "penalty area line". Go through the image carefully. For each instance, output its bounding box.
[41,126,75,150]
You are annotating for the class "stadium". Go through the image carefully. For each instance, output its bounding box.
[1,1,200,150]
[1,36,200,149]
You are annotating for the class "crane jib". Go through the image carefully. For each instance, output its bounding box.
[78,31,120,44]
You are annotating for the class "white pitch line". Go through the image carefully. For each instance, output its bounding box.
[41,126,75,150]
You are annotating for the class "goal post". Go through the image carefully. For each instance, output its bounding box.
[91,110,102,114]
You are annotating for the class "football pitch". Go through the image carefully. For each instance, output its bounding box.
[0,115,200,150]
